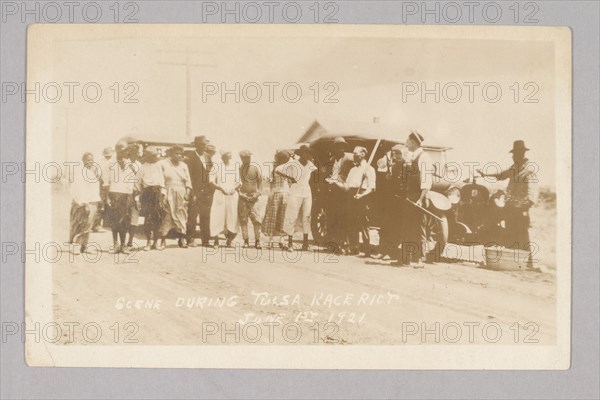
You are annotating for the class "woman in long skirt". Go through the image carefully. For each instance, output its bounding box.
[137,146,168,250]
[261,150,291,248]
[161,145,193,248]
[69,152,101,255]
[106,143,137,254]
[209,150,240,247]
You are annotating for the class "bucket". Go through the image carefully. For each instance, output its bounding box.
[484,246,533,271]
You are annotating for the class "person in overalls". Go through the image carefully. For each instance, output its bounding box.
[400,131,435,267]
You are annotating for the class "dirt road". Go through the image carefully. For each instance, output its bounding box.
[52,238,556,346]
[50,187,556,346]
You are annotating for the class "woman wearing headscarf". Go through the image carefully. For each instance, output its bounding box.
[261,150,291,248]
[209,150,240,247]
[136,146,168,251]
[69,152,101,255]
[161,145,193,248]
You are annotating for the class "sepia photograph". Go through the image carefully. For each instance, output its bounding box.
[24,24,571,368]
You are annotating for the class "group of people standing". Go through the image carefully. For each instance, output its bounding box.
[323,133,539,267]
[180,135,319,251]
[68,132,538,269]
[321,131,438,266]
[68,135,318,255]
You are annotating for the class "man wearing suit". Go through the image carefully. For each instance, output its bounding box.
[186,135,214,247]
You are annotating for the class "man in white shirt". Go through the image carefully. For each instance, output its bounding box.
[334,146,376,256]
[281,145,317,251]
[69,152,102,255]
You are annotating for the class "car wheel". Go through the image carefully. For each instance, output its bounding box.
[311,204,328,243]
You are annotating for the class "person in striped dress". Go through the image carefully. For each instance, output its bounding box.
[261,150,291,248]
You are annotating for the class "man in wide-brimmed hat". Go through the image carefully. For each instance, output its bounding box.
[186,135,213,247]
[478,140,539,261]
[326,137,353,182]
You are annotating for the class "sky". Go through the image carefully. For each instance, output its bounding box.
[34,25,557,186]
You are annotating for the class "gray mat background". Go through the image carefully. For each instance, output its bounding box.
[1,1,598,399]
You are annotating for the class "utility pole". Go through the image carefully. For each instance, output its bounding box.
[157,50,216,138]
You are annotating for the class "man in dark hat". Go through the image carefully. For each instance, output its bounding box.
[186,135,214,247]
[478,140,539,257]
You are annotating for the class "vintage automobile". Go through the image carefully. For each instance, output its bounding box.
[123,134,507,249]
[126,138,196,158]
[298,130,507,252]
[300,132,450,243]
[443,178,507,246]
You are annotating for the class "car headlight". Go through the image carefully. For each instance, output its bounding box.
[446,187,461,204]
